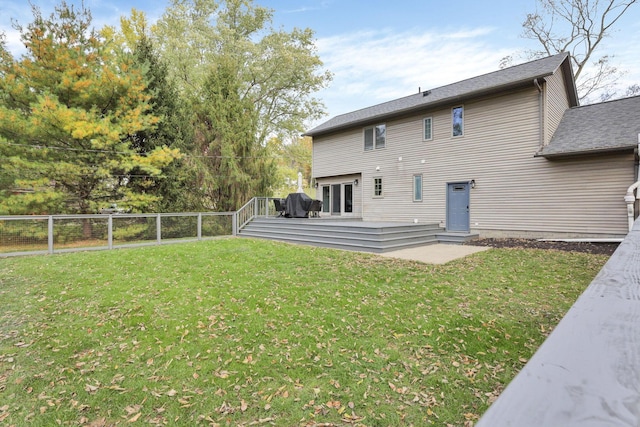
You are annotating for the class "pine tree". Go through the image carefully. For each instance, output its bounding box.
[0,2,180,216]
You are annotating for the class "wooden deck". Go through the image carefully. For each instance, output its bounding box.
[476,218,640,426]
[238,217,478,252]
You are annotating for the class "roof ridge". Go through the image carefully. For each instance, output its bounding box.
[426,51,569,93]
[306,52,573,137]
[569,93,640,110]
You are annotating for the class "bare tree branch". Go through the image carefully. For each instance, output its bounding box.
[520,0,637,102]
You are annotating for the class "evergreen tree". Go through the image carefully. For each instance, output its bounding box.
[194,56,275,211]
[124,35,196,212]
[0,2,179,215]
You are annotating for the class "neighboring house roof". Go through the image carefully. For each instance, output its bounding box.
[306,52,577,137]
[539,95,640,158]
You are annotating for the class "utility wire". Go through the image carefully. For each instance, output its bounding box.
[0,141,285,159]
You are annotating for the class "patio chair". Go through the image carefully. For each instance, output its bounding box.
[308,199,322,218]
[273,198,286,217]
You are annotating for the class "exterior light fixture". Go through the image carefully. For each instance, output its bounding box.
[353,179,358,186]
[470,179,476,188]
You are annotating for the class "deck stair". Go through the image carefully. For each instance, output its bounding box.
[239,217,477,253]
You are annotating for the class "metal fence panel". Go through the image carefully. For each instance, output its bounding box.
[112,215,157,247]
[0,217,49,255]
[53,216,108,251]
[202,213,233,238]
[0,211,236,257]
[160,214,198,241]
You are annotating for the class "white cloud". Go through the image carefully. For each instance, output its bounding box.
[314,27,515,120]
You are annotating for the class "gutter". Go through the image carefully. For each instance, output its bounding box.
[534,145,636,159]
[305,75,554,138]
[534,78,544,152]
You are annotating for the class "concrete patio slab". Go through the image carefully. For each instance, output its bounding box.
[379,243,491,264]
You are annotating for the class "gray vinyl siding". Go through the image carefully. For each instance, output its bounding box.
[312,72,633,237]
[545,70,570,146]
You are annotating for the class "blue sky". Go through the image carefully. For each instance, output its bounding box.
[2,0,639,128]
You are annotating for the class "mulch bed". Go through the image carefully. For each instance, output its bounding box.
[465,238,620,256]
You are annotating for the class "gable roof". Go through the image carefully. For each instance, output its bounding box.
[539,95,640,158]
[306,52,577,137]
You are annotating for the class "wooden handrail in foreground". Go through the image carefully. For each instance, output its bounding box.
[476,218,640,426]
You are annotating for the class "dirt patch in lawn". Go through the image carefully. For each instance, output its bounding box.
[465,238,620,256]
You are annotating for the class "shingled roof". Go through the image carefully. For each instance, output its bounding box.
[539,95,640,158]
[306,52,576,137]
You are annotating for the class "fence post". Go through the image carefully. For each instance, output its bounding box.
[156,214,162,244]
[197,213,202,240]
[254,197,258,218]
[232,212,237,236]
[108,215,113,250]
[48,216,54,254]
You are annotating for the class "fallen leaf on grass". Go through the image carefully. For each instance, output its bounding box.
[85,384,99,394]
[326,400,341,408]
[124,405,142,415]
[247,417,274,425]
[128,412,142,423]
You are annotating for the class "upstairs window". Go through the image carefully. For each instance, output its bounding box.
[364,124,386,151]
[423,117,432,141]
[452,106,463,137]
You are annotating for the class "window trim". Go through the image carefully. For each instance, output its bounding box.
[321,185,330,213]
[452,105,464,137]
[413,174,423,202]
[423,117,433,141]
[364,123,386,151]
[373,177,383,198]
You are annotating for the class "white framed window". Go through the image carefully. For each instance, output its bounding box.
[423,117,433,141]
[452,106,463,137]
[364,124,386,151]
[373,177,383,197]
[413,174,423,202]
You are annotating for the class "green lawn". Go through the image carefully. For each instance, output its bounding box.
[0,238,608,426]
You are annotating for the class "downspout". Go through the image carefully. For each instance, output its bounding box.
[624,140,640,231]
[534,78,544,151]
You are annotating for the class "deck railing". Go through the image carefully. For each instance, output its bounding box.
[476,217,640,426]
[234,197,279,233]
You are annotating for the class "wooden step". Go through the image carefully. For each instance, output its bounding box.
[239,217,477,252]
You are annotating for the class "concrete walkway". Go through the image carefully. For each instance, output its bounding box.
[380,243,491,264]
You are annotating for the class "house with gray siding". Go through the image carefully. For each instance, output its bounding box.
[306,52,640,239]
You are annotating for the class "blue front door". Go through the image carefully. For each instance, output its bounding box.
[446,183,470,232]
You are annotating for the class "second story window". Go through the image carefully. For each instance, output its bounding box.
[423,117,432,141]
[452,106,463,137]
[364,124,386,151]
